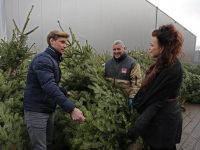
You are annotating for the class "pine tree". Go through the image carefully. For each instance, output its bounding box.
[126,48,154,80]
[51,26,140,150]
[181,67,200,104]
[0,7,199,149]
[0,5,38,149]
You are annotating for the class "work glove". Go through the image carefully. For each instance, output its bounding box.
[129,98,133,110]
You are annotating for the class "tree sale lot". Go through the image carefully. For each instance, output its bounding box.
[0,10,199,150]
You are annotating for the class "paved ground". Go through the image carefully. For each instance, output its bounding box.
[177,102,200,150]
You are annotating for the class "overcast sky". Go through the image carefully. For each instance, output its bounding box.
[148,0,200,48]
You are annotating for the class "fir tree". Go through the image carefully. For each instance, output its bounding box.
[126,48,154,80]
[0,9,199,149]
[51,26,140,150]
[0,5,38,149]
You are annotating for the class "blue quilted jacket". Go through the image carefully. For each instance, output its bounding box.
[23,46,76,113]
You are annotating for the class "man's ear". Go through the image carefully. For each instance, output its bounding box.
[50,38,54,46]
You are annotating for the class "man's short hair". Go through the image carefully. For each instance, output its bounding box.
[113,40,125,48]
[47,30,70,45]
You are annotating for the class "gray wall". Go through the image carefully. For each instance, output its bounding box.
[156,8,196,63]
[4,0,196,63]
[0,0,6,40]
[194,51,200,65]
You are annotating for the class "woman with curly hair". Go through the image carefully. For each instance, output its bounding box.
[127,24,184,150]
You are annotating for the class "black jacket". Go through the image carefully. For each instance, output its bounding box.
[128,60,183,149]
[23,46,76,113]
[102,52,141,98]
[105,53,137,81]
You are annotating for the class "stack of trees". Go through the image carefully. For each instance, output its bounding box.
[0,8,200,149]
[179,61,200,110]
[51,27,139,150]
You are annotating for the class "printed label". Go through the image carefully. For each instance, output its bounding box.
[121,68,127,73]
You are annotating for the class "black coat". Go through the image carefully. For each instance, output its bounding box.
[127,60,183,149]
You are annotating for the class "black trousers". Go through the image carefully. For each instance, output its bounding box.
[150,145,177,150]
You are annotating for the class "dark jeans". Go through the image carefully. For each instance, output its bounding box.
[150,145,177,150]
[24,110,54,150]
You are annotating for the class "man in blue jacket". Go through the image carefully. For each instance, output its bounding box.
[23,30,85,150]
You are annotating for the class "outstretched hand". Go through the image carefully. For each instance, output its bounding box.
[71,108,85,122]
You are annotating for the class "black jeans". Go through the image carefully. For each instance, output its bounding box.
[150,145,177,150]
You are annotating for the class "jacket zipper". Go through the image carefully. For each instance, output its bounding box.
[135,76,137,85]
[113,68,116,88]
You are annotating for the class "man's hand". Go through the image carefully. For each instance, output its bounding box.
[66,91,74,98]
[71,108,85,122]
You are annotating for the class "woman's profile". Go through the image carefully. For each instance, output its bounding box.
[127,24,184,150]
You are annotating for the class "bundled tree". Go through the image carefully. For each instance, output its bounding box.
[181,60,200,75]
[170,60,200,110]
[180,67,200,104]
[0,5,38,149]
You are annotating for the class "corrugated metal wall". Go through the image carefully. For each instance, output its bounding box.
[156,8,196,63]
[4,0,196,63]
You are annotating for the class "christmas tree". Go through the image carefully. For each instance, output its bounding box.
[1,7,199,149]
[50,25,141,150]
[180,63,200,105]
[0,5,38,149]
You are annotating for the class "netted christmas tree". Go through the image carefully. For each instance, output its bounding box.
[0,6,38,149]
[180,64,200,104]
[51,24,141,150]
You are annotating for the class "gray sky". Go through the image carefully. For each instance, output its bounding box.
[148,0,200,48]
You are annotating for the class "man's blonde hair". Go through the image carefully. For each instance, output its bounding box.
[47,30,69,45]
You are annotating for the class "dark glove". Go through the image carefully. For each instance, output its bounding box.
[129,98,133,110]
[126,125,140,141]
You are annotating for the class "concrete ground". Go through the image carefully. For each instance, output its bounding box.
[177,102,200,150]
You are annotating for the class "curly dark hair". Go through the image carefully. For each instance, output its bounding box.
[141,24,184,91]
